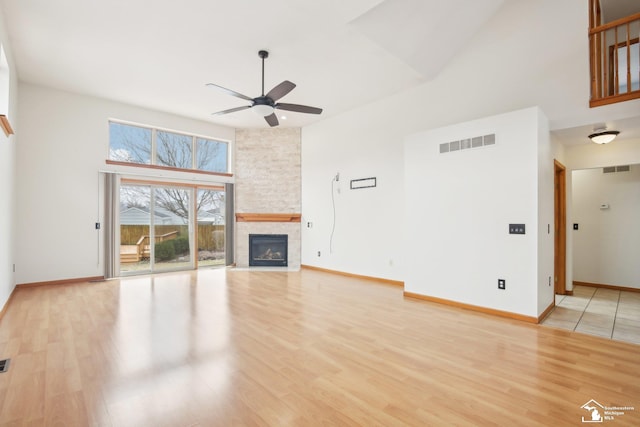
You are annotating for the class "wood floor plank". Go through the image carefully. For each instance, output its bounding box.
[0,268,638,426]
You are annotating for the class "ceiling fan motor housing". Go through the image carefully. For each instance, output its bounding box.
[252,96,275,116]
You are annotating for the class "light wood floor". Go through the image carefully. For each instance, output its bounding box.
[0,268,638,426]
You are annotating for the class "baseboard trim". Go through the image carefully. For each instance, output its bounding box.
[573,281,640,293]
[537,301,555,323]
[403,291,539,324]
[301,265,404,287]
[0,286,17,320]
[17,276,105,288]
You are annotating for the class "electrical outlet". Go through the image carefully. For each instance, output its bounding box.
[498,279,506,290]
[317,251,321,257]
[307,222,313,228]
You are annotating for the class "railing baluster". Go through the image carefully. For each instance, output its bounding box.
[589,11,640,106]
[614,26,619,95]
[603,30,608,97]
[626,22,631,94]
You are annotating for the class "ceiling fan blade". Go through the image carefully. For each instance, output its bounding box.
[206,83,254,102]
[264,113,279,127]
[266,80,296,102]
[211,105,251,116]
[275,103,323,115]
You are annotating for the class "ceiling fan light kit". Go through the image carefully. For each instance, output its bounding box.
[207,50,323,127]
[252,99,275,117]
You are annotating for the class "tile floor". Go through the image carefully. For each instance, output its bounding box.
[542,285,640,345]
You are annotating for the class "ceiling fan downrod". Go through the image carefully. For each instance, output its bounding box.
[258,50,269,96]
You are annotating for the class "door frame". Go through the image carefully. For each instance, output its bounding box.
[554,160,567,295]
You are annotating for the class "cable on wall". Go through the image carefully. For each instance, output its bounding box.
[97,172,101,266]
[330,172,339,253]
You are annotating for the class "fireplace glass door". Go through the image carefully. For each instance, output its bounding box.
[249,234,288,267]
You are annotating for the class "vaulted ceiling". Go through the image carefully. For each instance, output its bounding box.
[1,0,506,128]
[2,0,639,144]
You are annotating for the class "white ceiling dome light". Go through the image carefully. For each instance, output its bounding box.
[588,127,620,144]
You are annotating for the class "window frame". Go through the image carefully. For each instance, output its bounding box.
[107,119,232,177]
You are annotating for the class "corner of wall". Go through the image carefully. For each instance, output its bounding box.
[536,108,555,316]
[0,3,18,311]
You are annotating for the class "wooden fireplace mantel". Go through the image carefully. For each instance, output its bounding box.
[235,213,301,223]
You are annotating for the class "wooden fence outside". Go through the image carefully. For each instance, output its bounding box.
[120,224,225,251]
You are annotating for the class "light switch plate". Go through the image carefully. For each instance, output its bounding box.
[509,224,525,234]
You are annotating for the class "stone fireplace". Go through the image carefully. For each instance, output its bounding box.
[234,128,301,269]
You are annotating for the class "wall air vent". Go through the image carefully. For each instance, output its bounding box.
[439,133,496,154]
[603,165,630,173]
[483,134,495,146]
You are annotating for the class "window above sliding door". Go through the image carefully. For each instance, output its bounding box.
[108,120,231,175]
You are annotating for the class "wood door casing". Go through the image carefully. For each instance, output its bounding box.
[554,160,567,295]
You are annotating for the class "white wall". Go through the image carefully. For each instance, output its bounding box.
[571,165,640,289]
[537,112,555,314]
[301,109,405,280]
[563,139,640,291]
[16,84,234,284]
[301,0,640,284]
[0,7,17,309]
[404,107,548,318]
[566,139,640,170]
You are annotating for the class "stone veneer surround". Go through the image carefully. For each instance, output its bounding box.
[234,128,301,268]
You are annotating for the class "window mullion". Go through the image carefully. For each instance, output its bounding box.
[192,135,197,170]
[151,128,157,165]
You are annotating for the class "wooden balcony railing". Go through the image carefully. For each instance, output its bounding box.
[589,0,640,107]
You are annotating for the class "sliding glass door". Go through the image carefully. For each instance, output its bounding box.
[119,184,151,274]
[119,182,194,275]
[153,186,192,271]
[117,181,226,275]
[196,188,226,268]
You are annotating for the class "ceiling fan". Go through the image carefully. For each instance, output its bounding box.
[207,50,323,127]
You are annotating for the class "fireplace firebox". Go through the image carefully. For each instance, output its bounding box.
[249,234,288,267]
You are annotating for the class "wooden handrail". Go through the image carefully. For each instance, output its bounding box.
[589,12,640,34]
[135,231,179,258]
